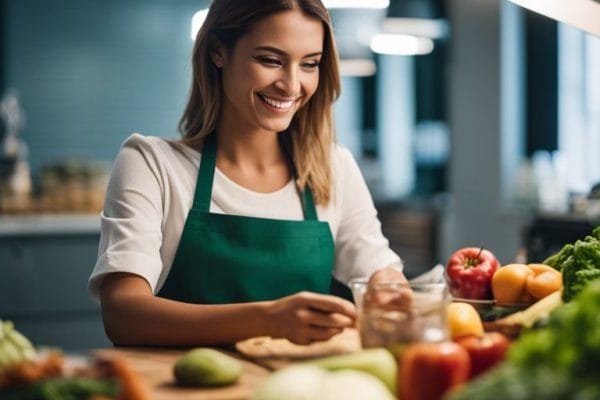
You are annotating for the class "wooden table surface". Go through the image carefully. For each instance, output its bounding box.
[95,347,270,400]
[93,329,361,400]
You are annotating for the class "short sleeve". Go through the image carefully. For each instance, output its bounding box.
[88,134,166,302]
[332,148,402,284]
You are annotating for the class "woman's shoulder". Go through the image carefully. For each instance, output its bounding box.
[121,133,178,151]
[331,142,359,172]
[119,133,198,161]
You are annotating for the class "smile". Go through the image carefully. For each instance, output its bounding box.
[257,94,297,111]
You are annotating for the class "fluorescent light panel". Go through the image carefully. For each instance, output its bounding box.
[370,34,434,55]
[382,17,449,40]
[323,0,389,9]
[339,58,377,76]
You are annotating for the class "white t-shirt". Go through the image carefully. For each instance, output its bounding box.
[88,134,402,301]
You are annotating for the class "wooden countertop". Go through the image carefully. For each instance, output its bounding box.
[93,329,361,400]
[95,347,270,400]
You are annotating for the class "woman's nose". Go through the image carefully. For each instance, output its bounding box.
[276,66,301,95]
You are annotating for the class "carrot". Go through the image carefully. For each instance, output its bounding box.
[97,357,152,400]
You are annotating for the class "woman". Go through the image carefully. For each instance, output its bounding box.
[89,0,407,346]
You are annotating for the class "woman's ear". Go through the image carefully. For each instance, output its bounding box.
[210,41,225,68]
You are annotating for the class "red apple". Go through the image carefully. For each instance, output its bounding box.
[455,332,510,378]
[446,247,500,300]
[399,341,471,400]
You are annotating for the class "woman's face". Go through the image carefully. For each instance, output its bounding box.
[215,9,324,135]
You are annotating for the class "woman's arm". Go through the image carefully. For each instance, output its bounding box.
[100,273,356,346]
[331,147,404,284]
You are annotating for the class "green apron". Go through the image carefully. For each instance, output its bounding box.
[158,133,335,304]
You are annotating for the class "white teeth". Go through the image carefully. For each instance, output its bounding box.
[259,94,295,109]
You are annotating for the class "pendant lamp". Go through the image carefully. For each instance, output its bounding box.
[371,0,448,56]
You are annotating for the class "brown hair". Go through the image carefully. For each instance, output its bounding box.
[179,0,341,205]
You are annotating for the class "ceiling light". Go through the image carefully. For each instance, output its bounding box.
[380,0,449,40]
[323,0,389,9]
[370,34,434,56]
[507,0,600,36]
[382,17,448,39]
[339,59,377,77]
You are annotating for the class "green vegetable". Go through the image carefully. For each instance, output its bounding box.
[446,363,576,400]
[319,370,395,400]
[0,320,37,369]
[251,365,394,400]
[478,304,526,322]
[447,280,600,399]
[304,348,397,394]
[173,348,242,387]
[250,365,326,400]
[0,377,119,400]
[543,244,574,271]
[543,226,600,301]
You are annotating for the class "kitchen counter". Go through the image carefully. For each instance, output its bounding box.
[92,329,362,400]
[0,214,100,236]
[0,213,106,350]
[95,347,271,400]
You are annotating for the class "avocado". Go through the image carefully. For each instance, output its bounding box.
[174,348,242,387]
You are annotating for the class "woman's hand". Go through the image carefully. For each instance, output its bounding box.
[264,292,356,345]
[365,265,413,311]
[369,265,408,285]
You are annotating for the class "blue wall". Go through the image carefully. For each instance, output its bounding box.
[4,0,207,171]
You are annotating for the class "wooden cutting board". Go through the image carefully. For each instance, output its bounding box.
[235,328,362,370]
[94,347,270,400]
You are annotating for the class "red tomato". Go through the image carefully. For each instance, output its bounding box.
[399,341,471,400]
[455,332,510,378]
[446,247,500,300]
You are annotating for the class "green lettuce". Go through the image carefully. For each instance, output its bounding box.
[544,226,600,301]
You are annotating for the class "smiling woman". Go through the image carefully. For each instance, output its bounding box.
[211,9,323,152]
[88,0,406,348]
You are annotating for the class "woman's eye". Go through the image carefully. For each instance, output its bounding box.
[302,61,320,70]
[256,57,281,66]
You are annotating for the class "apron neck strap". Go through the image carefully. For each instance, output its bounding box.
[193,133,217,212]
[301,186,318,220]
[192,133,318,221]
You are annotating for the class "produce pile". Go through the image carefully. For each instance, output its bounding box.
[0,320,150,400]
[445,225,600,399]
[448,279,600,399]
[446,247,562,307]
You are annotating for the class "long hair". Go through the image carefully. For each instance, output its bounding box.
[179,0,341,205]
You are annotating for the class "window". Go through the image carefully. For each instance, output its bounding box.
[558,25,600,195]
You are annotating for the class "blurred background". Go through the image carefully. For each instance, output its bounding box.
[1,0,599,350]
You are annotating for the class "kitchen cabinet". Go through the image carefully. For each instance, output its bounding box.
[0,215,110,350]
